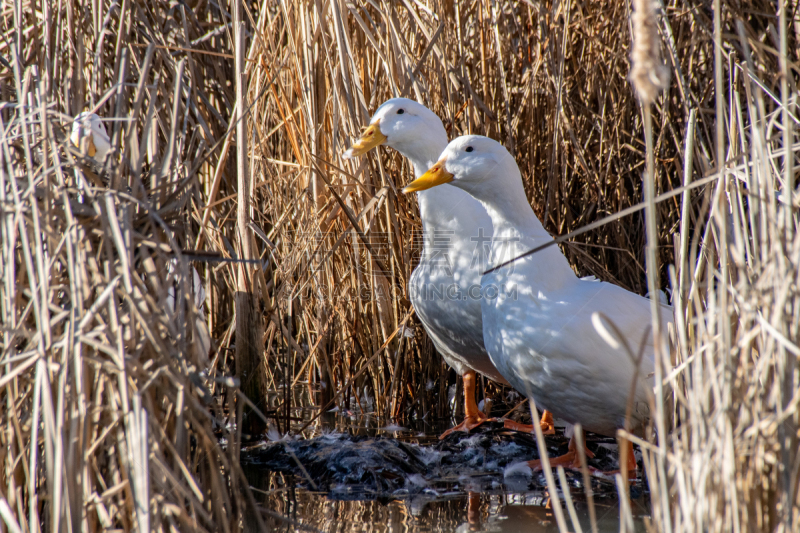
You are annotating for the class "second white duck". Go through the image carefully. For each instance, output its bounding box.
[404,135,673,471]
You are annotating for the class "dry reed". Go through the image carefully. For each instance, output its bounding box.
[1,0,799,530]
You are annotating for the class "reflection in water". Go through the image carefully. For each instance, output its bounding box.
[245,470,648,532]
[242,411,650,532]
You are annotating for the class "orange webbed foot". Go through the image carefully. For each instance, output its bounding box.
[526,434,600,474]
[526,451,607,476]
[439,411,494,440]
[526,435,640,479]
[502,409,556,435]
[526,450,585,472]
[503,419,534,433]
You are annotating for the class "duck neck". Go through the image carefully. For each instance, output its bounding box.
[397,143,451,259]
[402,143,445,180]
[462,178,552,265]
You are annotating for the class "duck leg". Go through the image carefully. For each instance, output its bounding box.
[439,370,494,439]
[503,409,556,435]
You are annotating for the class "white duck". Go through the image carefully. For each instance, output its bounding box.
[70,112,111,162]
[343,99,554,438]
[403,135,673,471]
[72,111,211,366]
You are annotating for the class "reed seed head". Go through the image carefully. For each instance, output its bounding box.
[630,0,670,105]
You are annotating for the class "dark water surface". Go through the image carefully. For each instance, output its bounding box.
[241,411,650,532]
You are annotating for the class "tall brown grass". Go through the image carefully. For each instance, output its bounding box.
[1,0,798,530]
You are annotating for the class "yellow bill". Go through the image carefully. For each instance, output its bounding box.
[87,135,97,158]
[72,128,97,158]
[342,121,387,159]
[402,160,454,194]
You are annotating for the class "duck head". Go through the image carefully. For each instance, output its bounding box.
[342,98,447,170]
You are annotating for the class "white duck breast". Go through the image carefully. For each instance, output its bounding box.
[408,181,509,383]
[404,135,673,439]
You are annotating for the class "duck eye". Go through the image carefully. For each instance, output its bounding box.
[397,109,405,115]
[465,146,474,153]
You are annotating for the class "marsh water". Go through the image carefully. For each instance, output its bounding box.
[241,409,650,532]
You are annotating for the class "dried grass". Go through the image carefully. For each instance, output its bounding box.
[1,0,799,530]
[630,4,800,530]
